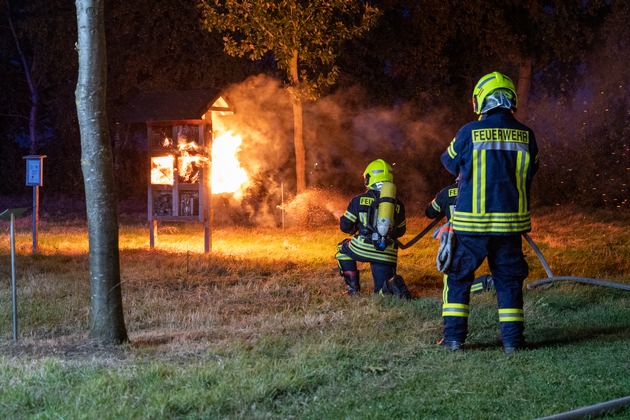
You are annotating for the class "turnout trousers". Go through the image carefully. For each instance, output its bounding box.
[336,239,397,293]
[442,234,528,347]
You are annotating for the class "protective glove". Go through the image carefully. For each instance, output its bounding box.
[432,221,455,273]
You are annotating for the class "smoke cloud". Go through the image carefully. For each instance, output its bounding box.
[212,74,454,227]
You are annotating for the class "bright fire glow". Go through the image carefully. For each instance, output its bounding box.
[177,139,203,184]
[150,130,248,196]
[151,155,174,185]
[211,131,248,195]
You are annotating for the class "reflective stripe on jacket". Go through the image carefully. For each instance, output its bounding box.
[340,189,406,264]
[441,109,539,235]
[425,183,458,220]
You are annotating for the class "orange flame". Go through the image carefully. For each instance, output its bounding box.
[177,138,204,184]
[150,130,248,196]
[211,131,248,196]
[151,155,174,185]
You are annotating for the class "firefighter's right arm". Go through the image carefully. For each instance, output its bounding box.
[441,129,466,175]
[426,184,457,219]
[425,199,442,219]
[339,199,359,235]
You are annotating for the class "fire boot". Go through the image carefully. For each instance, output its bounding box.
[380,275,411,299]
[342,270,360,296]
[501,320,525,354]
[437,337,462,351]
[442,314,468,350]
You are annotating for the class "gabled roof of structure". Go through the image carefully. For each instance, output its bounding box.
[119,89,233,122]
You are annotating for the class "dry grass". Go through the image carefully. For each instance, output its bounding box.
[0,205,629,419]
[0,205,628,363]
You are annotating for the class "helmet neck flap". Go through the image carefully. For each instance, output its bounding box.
[472,71,518,115]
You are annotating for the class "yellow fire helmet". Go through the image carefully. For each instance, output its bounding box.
[363,159,394,190]
[472,71,518,115]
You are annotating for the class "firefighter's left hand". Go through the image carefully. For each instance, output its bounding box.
[433,222,455,273]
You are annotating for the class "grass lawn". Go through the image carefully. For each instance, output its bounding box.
[0,206,628,419]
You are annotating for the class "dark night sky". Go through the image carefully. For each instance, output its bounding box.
[0,1,627,213]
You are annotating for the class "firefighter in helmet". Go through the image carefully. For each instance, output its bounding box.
[425,181,458,221]
[335,159,410,298]
[439,71,539,353]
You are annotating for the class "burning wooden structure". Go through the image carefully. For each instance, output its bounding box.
[120,89,234,252]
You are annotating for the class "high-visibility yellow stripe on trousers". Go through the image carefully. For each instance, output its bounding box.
[442,303,469,317]
[498,308,524,322]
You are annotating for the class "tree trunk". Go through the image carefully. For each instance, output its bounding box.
[515,57,533,122]
[289,50,306,194]
[7,0,39,154]
[75,0,128,345]
[292,99,306,194]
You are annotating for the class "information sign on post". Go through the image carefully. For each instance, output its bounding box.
[25,156,44,186]
[23,155,46,254]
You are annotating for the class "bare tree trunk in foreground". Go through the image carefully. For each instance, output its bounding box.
[75,0,128,344]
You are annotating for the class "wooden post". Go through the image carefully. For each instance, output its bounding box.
[32,185,39,253]
[149,220,157,249]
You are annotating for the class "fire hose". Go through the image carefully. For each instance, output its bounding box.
[536,395,630,420]
[396,218,630,292]
[395,216,444,250]
[524,233,630,291]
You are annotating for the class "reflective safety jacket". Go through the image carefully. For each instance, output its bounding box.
[441,109,539,235]
[425,183,458,221]
[340,189,406,264]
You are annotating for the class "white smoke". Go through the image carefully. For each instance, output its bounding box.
[212,74,455,226]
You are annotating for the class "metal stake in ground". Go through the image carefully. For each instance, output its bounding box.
[0,207,29,341]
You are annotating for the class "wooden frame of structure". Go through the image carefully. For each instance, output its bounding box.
[120,90,234,252]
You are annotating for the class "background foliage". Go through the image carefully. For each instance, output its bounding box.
[0,0,628,211]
